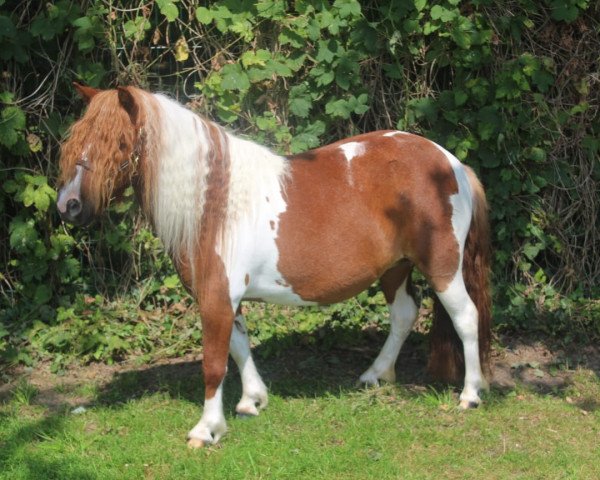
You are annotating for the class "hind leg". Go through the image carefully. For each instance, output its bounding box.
[435,273,488,408]
[360,263,418,385]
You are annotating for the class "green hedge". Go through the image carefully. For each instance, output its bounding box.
[1,0,598,366]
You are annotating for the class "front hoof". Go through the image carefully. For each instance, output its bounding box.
[187,438,207,449]
[187,419,226,447]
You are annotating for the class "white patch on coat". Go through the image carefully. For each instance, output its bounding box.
[151,94,210,258]
[339,141,365,162]
[383,130,410,137]
[433,143,473,257]
[339,141,365,186]
[215,133,316,308]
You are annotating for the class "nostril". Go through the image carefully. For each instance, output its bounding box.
[66,198,82,217]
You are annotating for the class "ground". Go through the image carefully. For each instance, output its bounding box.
[2,331,599,415]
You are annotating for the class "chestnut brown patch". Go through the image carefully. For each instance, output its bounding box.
[276,132,460,303]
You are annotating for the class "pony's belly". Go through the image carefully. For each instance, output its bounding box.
[243,280,318,306]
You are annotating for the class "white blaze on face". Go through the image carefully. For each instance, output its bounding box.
[339,141,366,187]
[57,144,91,214]
[57,165,84,213]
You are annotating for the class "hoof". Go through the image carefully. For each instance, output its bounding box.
[459,399,480,410]
[236,412,256,420]
[187,438,207,449]
[359,371,379,387]
[359,367,395,387]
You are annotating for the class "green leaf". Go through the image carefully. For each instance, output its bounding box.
[157,0,179,22]
[195,6,213,24]
[0,105,26,147]
[0,15,17,38]
[477,106,500,141]
[409,97,438,122]
[316,39,339,63]
[71,16,91,29]
[325,98,352,119]
[278,27,305,48]
[414,0,427,12]
[240,49,270,68]
[430,5,456,22]
[220,64,250,92]
[162,274,181,289]
[526,147,547,163]
[34,284,52,305]
[311,65,334,86]
[123,17,150,40]
[334,0,361,18]
[454,89,468,106]
[523,243,543,260]
[289,85,312,118]
[549,0,581,22]
[256,0,286,19]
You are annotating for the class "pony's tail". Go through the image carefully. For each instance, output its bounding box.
[428,166,492,382]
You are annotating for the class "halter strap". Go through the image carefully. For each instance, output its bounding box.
[75,158,130,173]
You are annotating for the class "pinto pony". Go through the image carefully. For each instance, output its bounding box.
[57,84,492,448]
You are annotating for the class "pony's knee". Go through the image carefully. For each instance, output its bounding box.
[203,363,227,392]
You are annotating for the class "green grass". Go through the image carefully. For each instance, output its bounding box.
[1,364,599,480]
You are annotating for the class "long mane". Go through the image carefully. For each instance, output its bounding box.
[61,87,290,268]
[136,92,289,265]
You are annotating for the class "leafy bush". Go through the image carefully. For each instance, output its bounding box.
[1,0,598,366]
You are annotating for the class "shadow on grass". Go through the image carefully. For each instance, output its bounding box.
[92,321,600,413]
[0,413,98,480]
[94,323,430,411]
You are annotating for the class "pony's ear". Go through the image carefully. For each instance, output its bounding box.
[73,82,100,103]
[117,86,139,125]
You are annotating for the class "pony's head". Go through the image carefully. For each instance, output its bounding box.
[57,83,144,225]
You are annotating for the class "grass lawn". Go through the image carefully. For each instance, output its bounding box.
[1,341,599,480]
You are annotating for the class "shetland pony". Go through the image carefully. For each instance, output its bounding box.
[57,84,492,448]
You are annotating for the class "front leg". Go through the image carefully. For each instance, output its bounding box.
[230,308,268,416]
[187,300,234,448]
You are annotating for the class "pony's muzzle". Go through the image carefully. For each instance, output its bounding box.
[66,198,82,218]
[57,191,88,225]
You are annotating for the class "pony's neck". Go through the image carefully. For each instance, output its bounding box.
[139,93,289,261]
